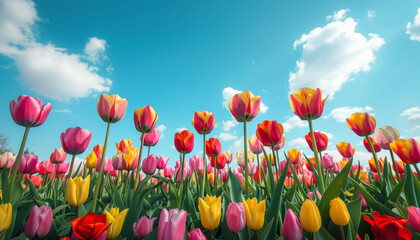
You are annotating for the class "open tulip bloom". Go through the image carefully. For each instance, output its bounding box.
[3,88,420,240]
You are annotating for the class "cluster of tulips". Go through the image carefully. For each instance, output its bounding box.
[1,88,420,240]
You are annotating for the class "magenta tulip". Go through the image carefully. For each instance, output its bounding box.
[18,154,38,173]
[282,209,303,240]
[0,152,15,169]
[112,153,124,170]
[188,228,206,240]
[226,202,246,233]
[56,162,70,174]
[25,205,53,238]
[142,154,160,175]
[408,206,420,232]
[358,193,368,208]
[50,147,67,164]
[248,135,263,154]
[142,128,160,147]
[157,156,169,170]
[60,127,92,155]
[133,216,157,239]
[164,167,173,178]
[97,94,128,123]
[307,191,322,200]
[157,208,187,240]
[9,95,52,128]
[322,153,334,169]
[96,156,113,173]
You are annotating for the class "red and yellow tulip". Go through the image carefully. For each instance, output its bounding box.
[336,142,355,158]
[390,138,420,164]
[228,91,261,122]
[134,106,158,133]
[346,112,376,136]
[256,120,284,146]
[174,130,194,154]
[192,111,216,134]
[290,87,327,120]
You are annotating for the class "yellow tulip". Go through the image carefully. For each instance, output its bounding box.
[104,207,129,239]
[329,198,350,226]
[123,146,139,169]
[66,175,90,206]
[85,151,98,169]
[0,203,12,233]
[198,195,222,230]
[299,199,321,233]
[243,198,266,231]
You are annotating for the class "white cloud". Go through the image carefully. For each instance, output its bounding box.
[229,137,244,153]
[0,0,112,101]
[84,37,107,64]
[323,106,373,122]
[222,87,268,114]
[176,127,187,132]
[157,124,167,138]
[219,132,237,141]
[400,107,420,128]
[288,137,308,149]
[367,10,375,18]
[289,10,385,99]
[407,8,420,42]
[282,116,308,132]
[106,65,114,74]
[222,120,238,132]
[54,109,72,113]
[327,9,348,21]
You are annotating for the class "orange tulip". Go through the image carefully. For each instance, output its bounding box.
[346,112,376,136]
[363,137,381,153]
[289,87,327,120]
[174,130,194,154]
[228,91,261,122]
[192,111,216,134]
[390,138,420,164]
[134,106,158,133]
[287,149,301,164]
[369,158,384,173]
[336,142,355,158]
[256,120,284,146]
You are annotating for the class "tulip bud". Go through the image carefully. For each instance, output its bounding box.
[142,154,160,175]
[104,207,129,239]
[373,126,400,150]
[66,175,90,207]
[256,120,284,146]
[346,112,376,136]
[164,167,173,178]
[18,154,38,173]
[0,152,15,169]
[134,106,158,133]
[188,228,207,240]
[133,216,156,239]
[157,156,169,170]
[60,127,92,155]
[9,95,52,128]
[143,128,160,147]
[329,197,350,226]
[157,208,187,240]
[229,91,261,122]
[407,206,420,232]
[243,198,266,231]
[322,153,334,169]
[50,147,67,164]
[290,88,326,120]
[307,191,322,201]
[25,205,53,238]
[0,203,12,233]
[198,195,222,230]
[226,202,246,233]
[191,111,216,135]
[97,94,128,123]
[299,200,321,233]
[282,209,303,240]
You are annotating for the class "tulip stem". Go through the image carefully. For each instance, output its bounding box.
[272,147,279,181]
[389,150,400,181]
[91,122,111,213]
[201,133,207,198]
[252,231,258,240]
[256,153,260,187]
[75,206,79,218]
[413,163,420,180]
[179,153,186,206]
[147,146,151,157]
[52,164,57,187]
[135,133,146,190]
[365,135,383,186]
[243,121,249,199]
[340,226,345,240]
[68,154,76,179]
[308,119,325,193]
[7,127,30,203]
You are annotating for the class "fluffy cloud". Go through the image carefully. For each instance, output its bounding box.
[84,37,107,64]
[323,106,373,122]
[407,8,420,42]
[367,10,375,18]
[401,107,420,128]
[222,87,268,114]
[229,137,244,153]
[326,9,348,21]
[54,109,72,113]
[219,132,237,141]
[176,127,187,132]
[282,116,307,132]
[222,120,238,132]
[288,137,308,149]
[289,9,385,98]
[157,124,167,138]
[0,0,112,101]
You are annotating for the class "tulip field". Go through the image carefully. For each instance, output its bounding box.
[1,88,420,240]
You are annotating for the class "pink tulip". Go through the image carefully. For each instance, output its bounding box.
[56,162,70,174]
[307,191,322,200]
[228,91,261,122]
[189,155,204,173]
[157,208,187,240]
[358,193,368,208]
[97,94,128,123]
[157,156,169,170]
[0,152,15,169]
[133,216,157,238]
[175,167,189,183]
[218,168,228,182]
[282,209,303,240]
[9,95,52,128]
[18,154,38,173]
[142,154,160,175]
[96,156,113,173]
[112,153,124,170]
[223,151,233,164]
[247,162,257,175]
[226,202,246,233]
[110,168,118,177]
[233,168,243,184]
[248,135,263,154]
[25,205,53,239]
[39,160,55,175]
[373,126,400,150]
[273,135,287,151]
[143,128,160,147]
[188,228,206,240]
[322,153,334,169]
[280,160,293,176]
[50,147,67,164]
[207,163,213,174]
[330,162,342,173]
[407,206,420,232]
[164,167,173,179]
[60,127,92,155]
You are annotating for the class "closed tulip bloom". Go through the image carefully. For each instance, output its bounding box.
[290,88,327,120]
[256,120,284,146]
[190,155,204,173]
[164,167,173,178]
[282,209,303,240]
[206,138,222,158]
[93,144,104,157]
[198,195,222,230]
[223,151,233,164]
[66,175,90,207]
[157,208,187,240]
[330,162,342,173]
[56,162,70,174]
[273,135,287,151]
[210,154,226,169]
[373,126,400,150]
[192,111,216,134]
[236,150,254,168]
[97,94,128,123]
[322,153,334,169]
[18,154,38,173]
[358,193,368,208]
[243,198,266,231]
[208,172,215,184]
[0,152,15,169]
[364,137,381,153]
[229,91,261,122]
[25,174,43,187]
[122,146,139,170]
[305,131,328,152]
[188,228,206,240]
[369,158,384,173]
[0,203,12,233]
[116,139,132,153]
[226,202,246,233]
[157,156,170,170]
[329,198,350,226]
[71,213,110,240]
[112,153,124,171]
[50,147,67,164]
[390,138,420,164]
[142,128,160,147]
[39,160,55,175]
[248,135,263,154]
[134,106,158,133]
[307,191,322,201]
[104,207,128,239]
[394,160,405,173]
[261,154,276,168]
[288,149,301,164]
[299,199,321,233]
[25,205,53,238]
[61,127,92,155]
[85,151,99,169]
[96,157,113,173]
[133,216,157,239]
[142,154,161,175]
[407,206,420,232]
[336,142,355,158]
[174,130,194,153]
[346,112,376,136]
[9,95,52,128]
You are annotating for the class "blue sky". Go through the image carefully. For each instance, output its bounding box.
[1,0,420,169]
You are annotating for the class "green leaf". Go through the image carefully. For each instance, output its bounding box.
[403,166,419,207]
[228,169,244,203]
[262,148,274,193]
[52,204,69,215]
[258,217,274,240]
[388,169,407,203]
[317,225,336,240]
[346,198,362,234]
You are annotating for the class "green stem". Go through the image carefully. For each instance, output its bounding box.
[256,153,260,186]
[91,122,111,213]
[365,135,383,186]
[413,163,420,180]
[147,146,151,157]
[7,127,30,203]
[68,154,76,179]
[52,163,58,189]
[214,155,217,193]
[201,133,207,198]
[243,121,249,199]
[308,119,325,193]
[272,147,279,181]
[340,226,345,240]
[179,152,185,193]
[134,133,146,189]
[389,150,400,181]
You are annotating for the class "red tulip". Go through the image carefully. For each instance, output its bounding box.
[364,211,412,240]
[256,120,284,146]
[24,174,43,187]
[38,160,55,175]
[97,94,128,123]
[134,106,158,133]
[364,137,381,153]
[71,213,110,240]
[205,138,222,158]
[305,131,328,152]
[164,167,173,179]
[174,130,194,153]
[192,111,216,134]
[60,127,92,155]
[9,95,52,128]
[210,154,226,169]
